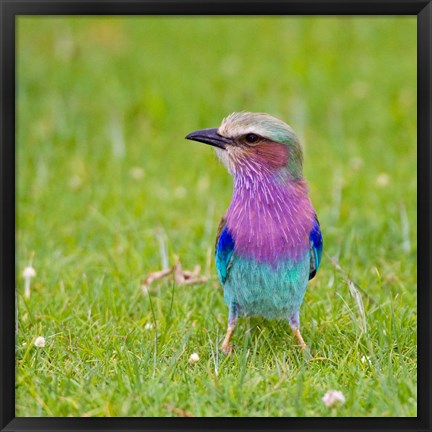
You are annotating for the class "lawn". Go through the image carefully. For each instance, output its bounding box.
[16,16,417,417]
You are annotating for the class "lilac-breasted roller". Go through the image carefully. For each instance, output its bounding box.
[186,112,323,354]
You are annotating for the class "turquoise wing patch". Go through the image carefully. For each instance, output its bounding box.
[215,225,235,285]
[309,216,323,280]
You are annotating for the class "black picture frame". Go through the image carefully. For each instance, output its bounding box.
[1,1,431,431]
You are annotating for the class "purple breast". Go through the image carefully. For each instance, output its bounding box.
[226,172,315,265]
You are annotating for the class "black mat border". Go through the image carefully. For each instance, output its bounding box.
[1,1,430,431]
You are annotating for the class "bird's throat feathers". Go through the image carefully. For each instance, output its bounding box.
[225,167,315,265]
[215,139,303,181]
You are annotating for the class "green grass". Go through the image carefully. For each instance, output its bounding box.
[16,16,417,417]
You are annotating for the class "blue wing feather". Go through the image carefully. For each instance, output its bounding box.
[216,217,320,283]
[215,225,235,284]
[309,216,323,280]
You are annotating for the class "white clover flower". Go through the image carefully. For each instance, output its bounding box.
[144,322,153,330]
[34,336,45,348]
[322,390,345,407]
[23,265,36,299]
[189,353,200,364]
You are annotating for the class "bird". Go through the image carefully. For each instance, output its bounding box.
[185,112,323,354]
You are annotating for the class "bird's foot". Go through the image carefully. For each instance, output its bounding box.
[220,342,234,355]
[291,327,313,360]
[220,324,236,355]
[292,327,307,348]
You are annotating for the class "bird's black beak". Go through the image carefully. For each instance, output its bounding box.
[185,128,231,150]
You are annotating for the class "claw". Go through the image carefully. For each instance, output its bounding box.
[220,342,234,355]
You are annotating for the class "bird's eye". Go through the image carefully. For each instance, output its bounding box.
[245,133,259,143]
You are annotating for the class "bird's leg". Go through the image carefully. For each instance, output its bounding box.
[292,327,307,349]
[288,311,308,349]
[221,326,235,355]
[220,303,238,355]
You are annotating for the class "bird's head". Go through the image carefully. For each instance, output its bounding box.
[186,112,303,179]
